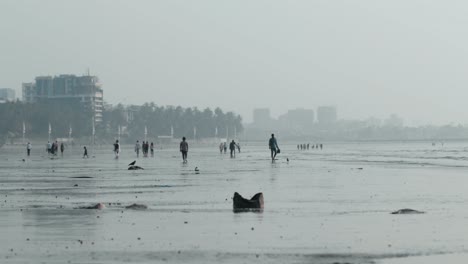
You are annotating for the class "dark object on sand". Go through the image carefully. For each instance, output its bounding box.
[125,203,148,210]
[128,165,144,170]
[128,160,136,166]
[391,208,425,214]
[233,192,264,211]
[80,203,105,209]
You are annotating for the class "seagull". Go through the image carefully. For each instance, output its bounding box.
[128,160,136,166]
[195,167,200,172]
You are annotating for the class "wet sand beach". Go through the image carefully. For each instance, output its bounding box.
[1,141,468,263]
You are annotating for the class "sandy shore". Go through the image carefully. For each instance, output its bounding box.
[1,142,468,263]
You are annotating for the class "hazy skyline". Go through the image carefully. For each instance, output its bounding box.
[2,0,468,125]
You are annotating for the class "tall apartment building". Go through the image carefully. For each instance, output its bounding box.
[22,74,104,122]
[0,88,15,103]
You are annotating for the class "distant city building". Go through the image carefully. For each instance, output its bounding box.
[22,74,104,122]
[317,106,337,125]
[278,108,314,125]
[0,88,16,103]
[253,108,272,127]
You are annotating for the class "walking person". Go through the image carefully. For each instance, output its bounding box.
[54,141,58,155]
[229,140,237,158]
[180,137,188,163]
[60,142,65,156]
[135,140,141,158]
[114,140,120,159]
[219,143,224,154]
[150,142,154,157]
[83,146,88,158]
[46,141,52,154]
[27,142,32,156]
[269,134,280,162]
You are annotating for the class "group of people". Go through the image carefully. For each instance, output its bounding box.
[26,134,281,163]
[218,141,241,157]
[134,140,154,158]
[297,143,322,150]
[46,141,65,156]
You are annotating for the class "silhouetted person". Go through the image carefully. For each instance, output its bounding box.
[307,143,309,150]
[320,144,323,150]
[60,142,64,155]
[83,146,88,158]
[114,140,120,159]
[180,137,188,163]
[54,141,58,155]
[150,142,154,157]
[269,134,279,161]
[229,140,237,158]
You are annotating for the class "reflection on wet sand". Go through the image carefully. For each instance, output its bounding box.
[1,142,468,263]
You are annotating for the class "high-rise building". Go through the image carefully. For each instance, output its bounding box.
[317,106,337,125]
[0,88,15,103]
[22,74,104,122]
[279,108,314,125]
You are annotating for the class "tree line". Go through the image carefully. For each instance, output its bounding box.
[0,101,243,144]
[103,102,243,142]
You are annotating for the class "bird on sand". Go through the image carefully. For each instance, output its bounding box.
[128,160,136,166]
[195,167,200,172]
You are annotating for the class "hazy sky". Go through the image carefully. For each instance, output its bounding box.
[2,0,468,125]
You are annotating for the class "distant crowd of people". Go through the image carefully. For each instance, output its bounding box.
[218,140,241,158]
[297,143,323,150]
[44,141,66,156]
[134,140,154,158]
[25,134,284,163]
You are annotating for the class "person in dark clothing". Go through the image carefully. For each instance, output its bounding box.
[180,137,188,163]
[60,142,65,155]
[229,140,237,158]
[83,146,88,158]
[150,142,154,157]
[27,142,32,156]
[114,140,120,159]
[268,134,279,161]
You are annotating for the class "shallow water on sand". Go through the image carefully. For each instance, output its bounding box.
[1,141,468,263]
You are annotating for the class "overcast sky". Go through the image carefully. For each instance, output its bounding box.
[2,0,468,125]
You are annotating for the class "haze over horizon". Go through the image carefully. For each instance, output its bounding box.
[2,0,468,126]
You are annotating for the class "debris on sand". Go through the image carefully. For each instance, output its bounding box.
[125,203,148,210]
[391,208,425,214]
[128,165,144,170]
[233,192,264,212]
[79,203,105,210]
